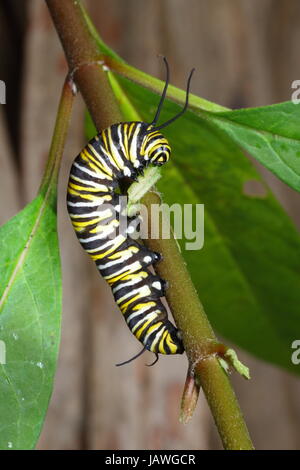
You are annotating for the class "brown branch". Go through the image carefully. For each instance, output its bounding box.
[46,0,121,130]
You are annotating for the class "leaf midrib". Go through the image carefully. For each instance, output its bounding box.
[0,189,53,313]
[201,108,300,145]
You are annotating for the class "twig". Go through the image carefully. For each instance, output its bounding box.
[39,76,76,197]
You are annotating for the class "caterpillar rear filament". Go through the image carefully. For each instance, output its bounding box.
[67,58,194,365]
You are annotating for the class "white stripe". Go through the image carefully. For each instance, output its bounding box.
[103,261,141,278]
[116,285,151,305]
[70,173,109,191]
[79,223,117,242]
[73,161,110,180]
[118,125,127,158]
[109,128,125,168]
[147,324,165,349]
[129,124,141,164]
[98,248,135,269]
[99,258,125,270]
[112,277,143,294]
[126,304,154,324]
[70,208,112,219]
[88,143,116,172]
[131,311,157,333]
[123,167,131,177]
[68,200,103,207]
[67,195,111,206]
[144,138,161,154]
[86,234,125,253]
[152,281,161,290]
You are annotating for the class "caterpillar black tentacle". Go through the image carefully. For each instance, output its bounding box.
[67,58,194,364]
[115,345,148,367]
[146,353,159,367]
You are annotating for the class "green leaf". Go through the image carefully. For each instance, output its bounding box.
[0,77,72,449]
[92,72,300,375]
[97,52,300,193]
[83,22,300,372]
[203,102,300,192]
[86,2,300,191]
[0,188,61,449]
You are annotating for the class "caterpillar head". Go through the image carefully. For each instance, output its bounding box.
[141,57,194,168]
[142,129,171,167]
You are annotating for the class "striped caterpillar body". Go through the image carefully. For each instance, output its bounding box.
[67,58,194,365]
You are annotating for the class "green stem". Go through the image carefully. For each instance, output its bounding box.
[142,191,217,357]
[196,357,252,449]
[143,191,253,449]
[46,0,254,450]
[39,76,75,198]
[104,55,229,114]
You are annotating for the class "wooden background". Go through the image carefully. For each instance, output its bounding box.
[0,0,300,449]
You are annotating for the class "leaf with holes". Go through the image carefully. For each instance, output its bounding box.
[89,37,300,193]
[86,53,300,375]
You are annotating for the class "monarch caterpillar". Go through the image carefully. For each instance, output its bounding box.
[67,58,194,366]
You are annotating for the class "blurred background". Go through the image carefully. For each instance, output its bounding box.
[1,0,300,450]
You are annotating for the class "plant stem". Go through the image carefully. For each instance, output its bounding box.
[143,191,253,449]
[39,76,75,198]
[46,0,254,449]
[46,0,121,130]
[196,357,252,449]
[104,55,229,113]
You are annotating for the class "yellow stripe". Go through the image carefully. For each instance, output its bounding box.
[101,130,116,165]
[123,123,129,156]
[107,246,139,260]
[89,219,118,234]
[68,188,100,201]
[129,122,135,137]
[107,127,124,169]
[72,217,100,228]
[119,294,142,313]
[86,146,113,176]
[99,132,120,171]
[79,152,110,177]
[158,330,169,354]
[107,271,148,285]
[165,334,178,354]
[132,301,156,312]
[148,142,165,153]
[144,322,162,339]
[88,236,126,259]
[135,318,154,339]
[68,181,103,193]
[116,286,146,306]
[82,148,105,171]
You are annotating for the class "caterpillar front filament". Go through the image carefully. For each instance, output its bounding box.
[67,58,194,365]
